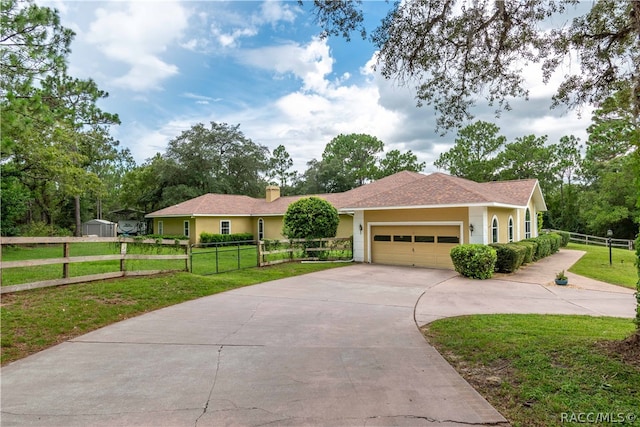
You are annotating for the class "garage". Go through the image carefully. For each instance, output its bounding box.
[370,224,461,269]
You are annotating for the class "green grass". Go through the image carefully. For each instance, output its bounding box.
[2,242,188,286]
[424,314,640,427]
[191,245,258,275]
[0,262,349,365]
[566,243,637,289]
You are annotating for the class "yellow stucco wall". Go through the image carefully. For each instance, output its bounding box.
[487,208,514,243]
[256,214,353,240]
[362,207,469,261]
[155,213,353,245]
[154,217,190,240]
[193,216,252,242]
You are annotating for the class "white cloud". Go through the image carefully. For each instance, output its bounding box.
[182,92,222,105]
[259,1,297,25]
[86,1,189,91]
[206,1,298,50]
[238,38,334,93]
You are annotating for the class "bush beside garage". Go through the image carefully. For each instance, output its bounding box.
[451,231,570,279]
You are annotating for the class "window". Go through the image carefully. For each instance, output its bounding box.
[437,236,460,243]
[258,218,264,241]
[373,235,391,242]
[525,209,531,239]
[157,221,163,235]
[415,235,435,243]
[492,217,499,243]
[220,220,231,235]
[508,217,514,242]
[183,220,190,237]
[393,235,412,242]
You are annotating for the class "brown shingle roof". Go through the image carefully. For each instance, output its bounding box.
[146,171,542,217]
[341,173,539,209]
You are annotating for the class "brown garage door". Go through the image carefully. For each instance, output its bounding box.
[371,225,460,269]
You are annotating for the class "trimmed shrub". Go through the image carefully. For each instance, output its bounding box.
[145,234,188,241]
[524,236,551,260]
[557,231,571,247]
[549,233,563,253]
[450,244,497,280]
[200,232,254,245]
[513,241,535,264]
[490,243,527,273]
[282,197,339,239]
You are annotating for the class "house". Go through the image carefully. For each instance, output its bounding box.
[145,171,546,269]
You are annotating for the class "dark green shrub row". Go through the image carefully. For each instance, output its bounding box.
[513,241,536,264]
[200,232,254,244]
[557,231,570,247]
[489,243,528,273]
[145,234,188,241]
[523,232,563,260]
[450,244,497,279]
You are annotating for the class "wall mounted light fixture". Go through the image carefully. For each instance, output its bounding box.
[469,224,474,235]
[359,224,363,233]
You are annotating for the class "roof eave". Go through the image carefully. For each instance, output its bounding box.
[340,202,528,211]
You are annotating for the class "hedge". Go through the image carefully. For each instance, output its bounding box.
[513,240,536,264]
[557,231,570,247]
[450,244,497,279]
[199,232,254,244]
[145,234,188,241]
[490,243,528,273]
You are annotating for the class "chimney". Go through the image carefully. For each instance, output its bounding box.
[266,185,280,203]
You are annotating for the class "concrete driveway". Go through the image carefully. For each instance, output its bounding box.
[1,250,635,426]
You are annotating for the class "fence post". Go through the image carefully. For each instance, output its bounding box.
[187,244,191,273]
[257,241,262,267]
[215,245,219,274]
[120,242,127,272]
[63,242,70,279]
[237,243,241,270]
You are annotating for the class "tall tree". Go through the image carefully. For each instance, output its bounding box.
[377,149,425,178]
[434,121,505,182]
[311,0,640,130]
[267,144,296,192]
[497,135,556,191]
[319,133,384,192]
[1,0,122,235]
[162,122,269,202]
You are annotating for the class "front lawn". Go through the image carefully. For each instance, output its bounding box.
[0,262,348,365]
[424,314,640,427]
[567,243,637,289]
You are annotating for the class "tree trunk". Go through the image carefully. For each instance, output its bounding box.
[74,195,81,237]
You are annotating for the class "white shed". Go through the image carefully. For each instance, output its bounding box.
[82,219,117,237]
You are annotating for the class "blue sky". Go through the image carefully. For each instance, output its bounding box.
[45,0,592,173]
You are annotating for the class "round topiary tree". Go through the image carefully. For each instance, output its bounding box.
[282,197,339,239]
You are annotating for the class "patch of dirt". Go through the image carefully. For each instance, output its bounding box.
[596,334,640,369]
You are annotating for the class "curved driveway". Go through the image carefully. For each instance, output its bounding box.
[1,250,635,426]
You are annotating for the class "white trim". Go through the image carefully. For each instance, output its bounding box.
[257,218,264,241]
[220,219,231,235]
[508,216,514,242]
[353,211,365,262]
[366,221,464,264]
[525,208,532,239]
[491,216,499,243]
[341,202,527,212]
[157,220,164,235]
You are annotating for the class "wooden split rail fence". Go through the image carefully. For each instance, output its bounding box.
[0,236,189,294]
[544,229,635,250]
